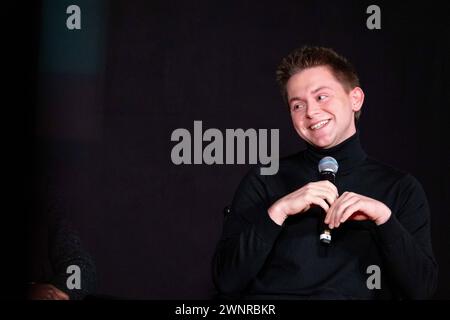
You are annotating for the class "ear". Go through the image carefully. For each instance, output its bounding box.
[350,87,364,112]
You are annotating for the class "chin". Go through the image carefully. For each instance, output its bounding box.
[312,139,334,149]
[297,127,338,149]
[303,133,335,149]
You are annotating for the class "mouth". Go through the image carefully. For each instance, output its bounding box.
[309,119,331,131]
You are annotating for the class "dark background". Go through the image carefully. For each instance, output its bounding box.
[9,0,449,299]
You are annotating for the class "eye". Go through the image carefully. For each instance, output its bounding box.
[317,95,328,101]
[292,104,305,111]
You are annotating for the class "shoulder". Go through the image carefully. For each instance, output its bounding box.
[236,151,303,190]
[279,151,304,168]
[243,151,303,177]
[364,157,426,195]
[365,157,409,180]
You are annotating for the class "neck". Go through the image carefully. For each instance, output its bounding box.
[304,132,367,174]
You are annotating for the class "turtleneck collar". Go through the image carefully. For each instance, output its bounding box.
[303,132,367,175]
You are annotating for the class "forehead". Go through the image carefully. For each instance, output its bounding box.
[286,66,344,96]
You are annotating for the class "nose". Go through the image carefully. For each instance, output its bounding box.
[305,100,321,118]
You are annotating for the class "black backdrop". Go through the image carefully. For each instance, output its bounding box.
[11,0,450,299]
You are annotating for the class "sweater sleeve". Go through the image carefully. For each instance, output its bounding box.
[375,174,438,299]
[212,167,283,296]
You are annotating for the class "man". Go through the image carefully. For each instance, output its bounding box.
[212,46,438,299]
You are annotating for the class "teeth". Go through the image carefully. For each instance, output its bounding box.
[310,120,329,130]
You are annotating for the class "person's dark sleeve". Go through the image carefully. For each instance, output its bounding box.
[47,200,97,300]
[375,174,438,299]
[212,167,283,296]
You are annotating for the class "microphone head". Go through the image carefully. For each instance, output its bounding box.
[318,156,339,174]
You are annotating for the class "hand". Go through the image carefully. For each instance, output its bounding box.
[28,283,70,300]
[324,191,391,229]
[268,180,339,225]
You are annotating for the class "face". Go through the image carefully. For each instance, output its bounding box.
[286,66,364,149]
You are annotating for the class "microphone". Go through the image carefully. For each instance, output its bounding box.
[318,156,339,244]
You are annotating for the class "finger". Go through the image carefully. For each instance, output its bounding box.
[317,180,339,196]
[324,201,335,225]
[308,195,330,213]
[295,186,335,214]
[305,181,338,201]
[339,201,363,225]
[312,188,338,207]
[307,184,338,204]
[348,212,367,220]
[315,181,339,200]
[53,288,70,300]
[332,194,357,227]
[49,289,60,300]
[333,197,360,228]
[324,203,334,225]
[44,291,55,300]
[325,192,350,224]
[298,182,339,216]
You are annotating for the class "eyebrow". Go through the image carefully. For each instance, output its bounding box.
[288,86,333,104]
[311,86,332,94]
[288,96,304,104]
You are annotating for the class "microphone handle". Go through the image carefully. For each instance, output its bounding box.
[319,171,335,244]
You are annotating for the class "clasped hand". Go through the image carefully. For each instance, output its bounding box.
[268,181,391,227]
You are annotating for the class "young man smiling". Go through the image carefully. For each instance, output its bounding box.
[212,46,438,299]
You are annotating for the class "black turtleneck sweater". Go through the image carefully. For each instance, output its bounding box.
[212,133,438,299]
